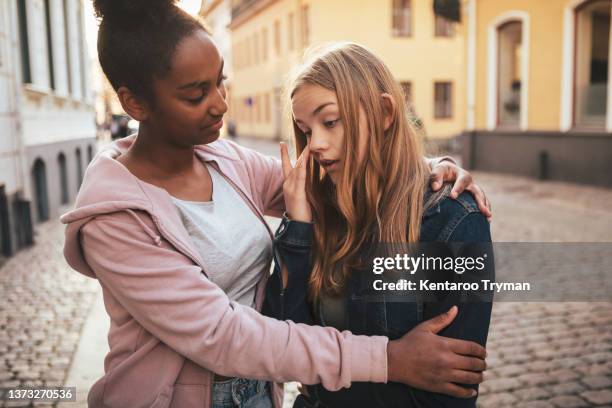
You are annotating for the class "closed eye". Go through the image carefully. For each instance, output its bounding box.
[187,95,205,104]
[324,119,339,128]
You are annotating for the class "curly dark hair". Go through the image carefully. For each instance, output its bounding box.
[93,0,207,103]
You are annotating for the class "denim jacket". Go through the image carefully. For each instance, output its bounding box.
[263,191,494,408]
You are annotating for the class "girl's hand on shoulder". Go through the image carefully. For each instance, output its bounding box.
[280,142,312,223]
[430,160,492,222]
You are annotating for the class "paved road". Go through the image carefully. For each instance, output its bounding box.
[0,221,99,408]
[0,136,610,408]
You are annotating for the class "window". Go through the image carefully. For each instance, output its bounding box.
[274,19,281,55]
[262,28,268,61]
[288,12,295,50]
[247,37,253,67]
[254,94,258,123]
[574,0,610,128]
[63,0,72,94]
[58,153,69,205]
[32,159,49,222]
[265,92,271,123]
[242,41,246,68]
[434,82,453,119]
[17,0,31,83]
[435,14,455,37]
[44,0,55,89]
[232,41,238,69]
[236,41,241,70]
[392,0,411,37]
[400,81,412,104]
[240,40,246,68]
[254,32,259,64]
[77,0,87,98]
[76,148,83,188]
[497,21,522,127]
[301,5,310,46]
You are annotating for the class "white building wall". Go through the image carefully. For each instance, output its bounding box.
[0,0,25,196]
[14,0,96,211]
[18,0,95,150]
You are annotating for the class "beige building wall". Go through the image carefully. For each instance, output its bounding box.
[229,0,304,141]
[229,0,466,141]
[472,0,612,133]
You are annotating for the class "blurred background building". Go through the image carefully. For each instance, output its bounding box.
[463,0,612,187]
[209,0,464,144]
[0,0,96,260]
[202,0,612,187]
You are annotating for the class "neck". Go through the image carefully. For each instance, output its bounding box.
[128,122,196,176]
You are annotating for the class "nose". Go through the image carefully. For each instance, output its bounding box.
[309,127,329,153]
[209,85,228,117]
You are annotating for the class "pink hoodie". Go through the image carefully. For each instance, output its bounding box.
[61,135,388,408]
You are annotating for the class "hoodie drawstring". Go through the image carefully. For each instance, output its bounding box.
[125,209,163,246]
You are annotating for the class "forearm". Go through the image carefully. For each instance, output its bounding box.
[81,213,388,390]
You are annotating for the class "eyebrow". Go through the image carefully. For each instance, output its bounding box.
[313,102,335,115]
[177,59,225,90]
[295,102,336,124]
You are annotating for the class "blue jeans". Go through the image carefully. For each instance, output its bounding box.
[212,377,273,408]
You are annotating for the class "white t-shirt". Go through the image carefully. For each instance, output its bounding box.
[171,163,273,307]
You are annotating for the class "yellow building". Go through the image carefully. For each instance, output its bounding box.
[203,0,612,185]
[222,0,465,142]
[463,0,612,186]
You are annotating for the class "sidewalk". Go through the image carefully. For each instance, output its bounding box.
[0,220,99,408]
[59,291,108,407]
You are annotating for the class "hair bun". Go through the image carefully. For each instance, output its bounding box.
[93,0,179,24]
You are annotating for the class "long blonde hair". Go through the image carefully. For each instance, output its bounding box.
[290,42,430,301]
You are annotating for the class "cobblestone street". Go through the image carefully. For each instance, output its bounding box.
[465,171,612,408]
[0,137,610,407]
[0,221,99,408]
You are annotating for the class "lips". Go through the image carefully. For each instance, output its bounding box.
[205,118,223,131]
[318,158,340,171]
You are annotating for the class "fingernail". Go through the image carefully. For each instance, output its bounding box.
[471,390,477,397]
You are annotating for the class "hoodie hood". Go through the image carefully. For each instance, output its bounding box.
[61,134,249,279]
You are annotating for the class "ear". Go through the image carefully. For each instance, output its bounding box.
[117,86,150,122]
[381,93,397,131]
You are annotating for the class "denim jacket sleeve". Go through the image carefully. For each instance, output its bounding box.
[411,199,494,408]
[262,215,316,325]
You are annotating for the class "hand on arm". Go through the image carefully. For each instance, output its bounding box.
[427,157,492,222]
[387,306,486,398]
